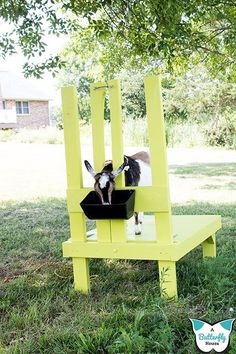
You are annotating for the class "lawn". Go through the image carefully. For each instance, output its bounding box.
[0,148,235,353]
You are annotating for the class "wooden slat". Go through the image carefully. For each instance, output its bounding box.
[90,82,106,170]
[69,213,87,242]
[63,215,221,261]
[63,239,174,260]
[144,76,173,243]
[109,79,124,176]
[67,186,169,213]
[109,80,126,242]
[144,76,169,189]
[61,86,83,189]
[173,215,221,260]
[61,86,86,241]
[90,82,111,242]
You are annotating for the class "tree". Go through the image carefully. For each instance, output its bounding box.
[56,39,105,123]
[57,27,236,147]
[0,1,235,78]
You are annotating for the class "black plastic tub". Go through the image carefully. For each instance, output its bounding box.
[80,190,135,220]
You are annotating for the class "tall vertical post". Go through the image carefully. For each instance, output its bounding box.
[90,82,106,171]
[144,76,177,299]
[61,86,90,293]
[90,83,111,243]
[144,76,172,244]
[109,80,127,242]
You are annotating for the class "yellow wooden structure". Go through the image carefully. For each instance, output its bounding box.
[61,76,221,299]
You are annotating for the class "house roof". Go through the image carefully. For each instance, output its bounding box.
[0,71,50,101]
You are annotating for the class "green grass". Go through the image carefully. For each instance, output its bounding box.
[166,123,207,148]
[0,198,235,353]
[1,161,236,353]
[170,163,236,178]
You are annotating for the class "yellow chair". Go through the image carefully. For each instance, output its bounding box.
[61,76,221,299]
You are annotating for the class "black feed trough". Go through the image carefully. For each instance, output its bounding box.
[80,190,135,220]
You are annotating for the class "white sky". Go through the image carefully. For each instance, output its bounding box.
[0,22,69,106]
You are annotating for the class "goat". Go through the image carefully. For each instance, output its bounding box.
[84,151,151,235]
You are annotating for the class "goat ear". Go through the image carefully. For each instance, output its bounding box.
[112,162,126,177]
[84,160,96,177]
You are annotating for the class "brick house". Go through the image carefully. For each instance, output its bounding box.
[0,71,50,129]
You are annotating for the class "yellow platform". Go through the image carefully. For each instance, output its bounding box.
[63,215,221,261]
[61,76,222,299]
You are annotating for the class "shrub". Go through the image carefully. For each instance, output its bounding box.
[205,112,236,149]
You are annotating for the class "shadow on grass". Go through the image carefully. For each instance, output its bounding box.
[169,162,236,178]
[1,198,235,287]
[0,198,235,354]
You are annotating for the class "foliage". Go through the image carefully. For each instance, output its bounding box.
[56,39,105,123]
[57,38,150,122]
[163,66,236,148]
[0,1,235,77]
[206,110,236,148]
[50,106,64,130]
[78,0,236,78]
[58,44,236,148]
[0,1,71,77]
[118,70,147,120]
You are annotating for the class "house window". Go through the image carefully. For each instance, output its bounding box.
[16,101,30,115]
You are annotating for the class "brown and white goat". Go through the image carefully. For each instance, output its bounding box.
[84,151,151,235]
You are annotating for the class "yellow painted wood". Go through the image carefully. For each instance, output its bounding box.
[95,220,111,242]
[172,216,221,241]
[90,82,111,243]
[109,80,126,242]
[127,215,221,246]
[61,86,90,292]
[90,82,106,169]
[67,186,169,213]
[144,76,172,244]
[158,260,177,299]
[61,75,222,299]
[155,213,172,244]
[202,234,216,258]
[144,76,169,190]
[61,87,86,241]
[63,239,174,260]
[61,88,87,242]
[95,215,111,243]
[109,80,124,178]
[73,258,90,293]
[173,216,221,260]
[61,86,83,189]
[63,215,221,261]
[69,213,87,242]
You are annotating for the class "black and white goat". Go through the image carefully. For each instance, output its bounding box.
[84,151,151,235]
